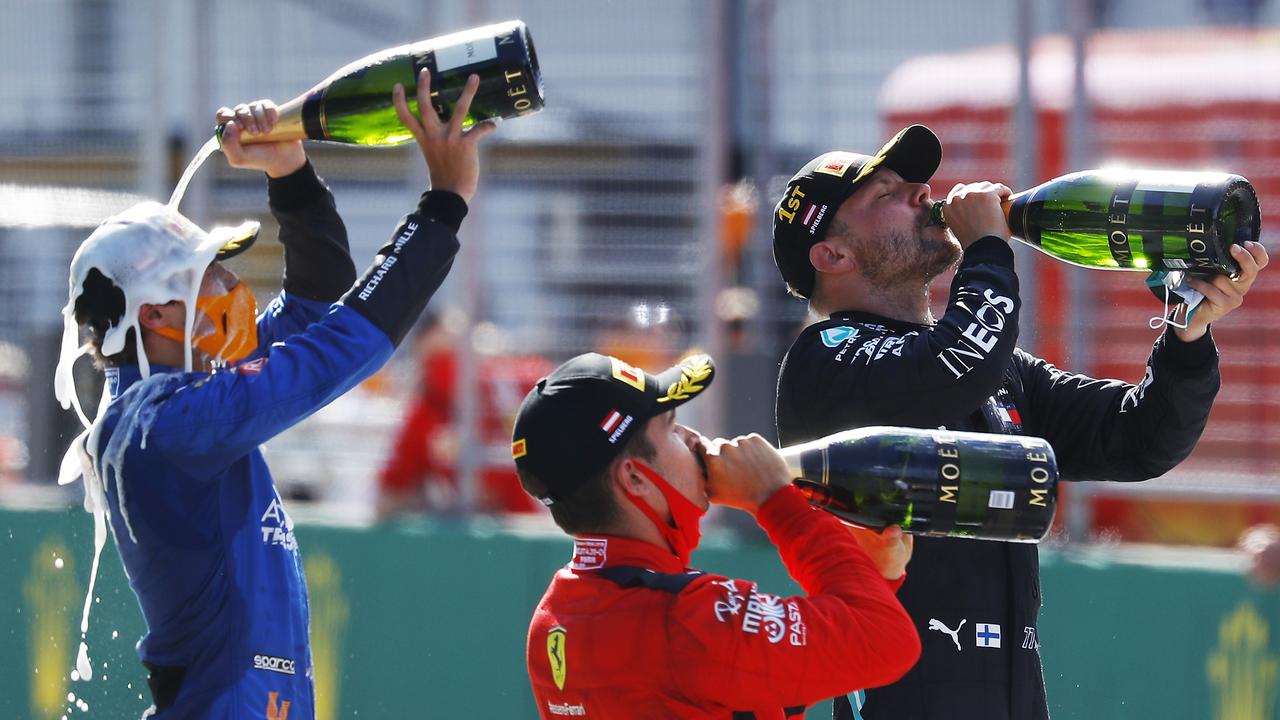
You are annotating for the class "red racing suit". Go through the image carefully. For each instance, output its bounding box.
[526,485,921,719]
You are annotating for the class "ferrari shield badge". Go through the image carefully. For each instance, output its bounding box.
[547,625,568,690]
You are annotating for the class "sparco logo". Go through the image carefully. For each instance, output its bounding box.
[253,653,296,675]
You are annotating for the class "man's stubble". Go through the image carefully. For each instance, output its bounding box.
[851,213,961,290]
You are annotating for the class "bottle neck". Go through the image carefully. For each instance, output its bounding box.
[778,446,806,481]
[216,94,308,147]
[928,192,1025,234]
[778,427,879,483]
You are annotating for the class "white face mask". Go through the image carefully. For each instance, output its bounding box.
[1146,270,1206,331]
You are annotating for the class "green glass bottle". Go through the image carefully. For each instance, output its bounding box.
[780,426,1058,543]
[930,170,1260,275]
[217,20,543,147]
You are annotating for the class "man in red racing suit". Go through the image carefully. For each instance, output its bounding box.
[512,352,921,718]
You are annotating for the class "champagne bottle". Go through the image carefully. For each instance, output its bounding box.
[781,426,1057,543]
[218,20,543,147]
[930,170,1261,275]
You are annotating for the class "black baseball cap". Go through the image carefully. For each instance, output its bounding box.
[214,222,260,261]
[511,352,715,504]
[772,124,943,298]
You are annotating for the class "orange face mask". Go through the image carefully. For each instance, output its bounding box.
[154,281,259,363]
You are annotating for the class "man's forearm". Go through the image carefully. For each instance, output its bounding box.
[268,161,356,301]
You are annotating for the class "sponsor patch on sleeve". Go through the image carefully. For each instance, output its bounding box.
[709,579,807,646]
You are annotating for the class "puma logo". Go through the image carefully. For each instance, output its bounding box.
[928,618,966,651]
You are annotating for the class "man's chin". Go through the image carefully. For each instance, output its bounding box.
[919,237,962,278]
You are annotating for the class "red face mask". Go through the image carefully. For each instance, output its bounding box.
[622,459,706,567]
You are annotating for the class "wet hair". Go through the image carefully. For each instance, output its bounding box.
[517,422,658,536]
[73,268,137,366]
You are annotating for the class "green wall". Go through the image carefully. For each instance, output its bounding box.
[3,507,1277,718]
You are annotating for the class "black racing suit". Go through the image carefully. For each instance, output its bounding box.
[775,237,1220,719]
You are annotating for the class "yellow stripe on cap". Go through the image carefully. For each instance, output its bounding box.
[848,127,909,185]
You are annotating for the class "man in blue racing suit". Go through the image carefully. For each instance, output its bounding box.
[55,70,495,718]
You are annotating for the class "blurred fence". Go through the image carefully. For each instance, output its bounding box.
[1,0,1278,539]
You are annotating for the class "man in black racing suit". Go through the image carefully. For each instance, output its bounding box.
[770,124,1269,719]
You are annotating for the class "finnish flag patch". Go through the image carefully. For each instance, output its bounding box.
[976,622,1002,648]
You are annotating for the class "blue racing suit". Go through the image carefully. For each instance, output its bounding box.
[92,162,465,718]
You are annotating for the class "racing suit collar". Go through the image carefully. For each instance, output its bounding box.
[568,534,687,575]
[828,309,932,331]
[106,363,184,398]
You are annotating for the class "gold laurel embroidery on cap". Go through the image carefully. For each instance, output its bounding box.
[849,153,885,185]
[657,355,712,403]
[876,127,909,157]
[217,222,261,255]
[850,128,907,185]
